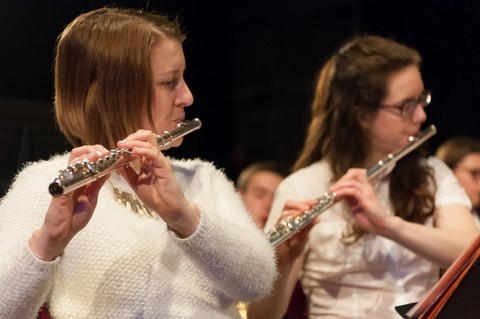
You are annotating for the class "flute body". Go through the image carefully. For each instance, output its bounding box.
[49,118,202,196]
[267,124,437,247]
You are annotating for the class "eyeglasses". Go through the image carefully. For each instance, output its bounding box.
[456,167,480,181]
[380,90,432,118]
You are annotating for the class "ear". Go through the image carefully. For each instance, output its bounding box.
[357,108,373,129]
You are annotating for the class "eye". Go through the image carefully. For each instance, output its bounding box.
[402,100,417,113]
[471,170,480,180]
[161,79,178,90]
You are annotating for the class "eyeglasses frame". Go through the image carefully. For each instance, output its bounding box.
[380,89,432,118]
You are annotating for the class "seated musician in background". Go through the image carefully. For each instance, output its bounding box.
[236,160,287,228]
[248,35,478,319]
[0,7,282,318]
[436,136,480,228]
[235,161,308,319]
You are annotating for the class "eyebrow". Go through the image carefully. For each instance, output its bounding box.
[386,96,418,108]
[154,69,181,77]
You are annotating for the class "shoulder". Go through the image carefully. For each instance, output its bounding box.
[168,157,233,189]
[425,155,458,188]
[169,157,227,179]
[426,156,471,208]
[278,160,330,193]
[425,156,456,180]
[270,160,330,210]
[12,153,69,186]
[426,156,449,170]
[1,153,69,221]
[288,160,329,180]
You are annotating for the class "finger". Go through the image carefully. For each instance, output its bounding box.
[131,146,163,162]
[331,168,368,188]
[83,174,110,207]
[279,209,301,221]
[69,145,109,164]
[283,199,314,212]
[118,130,158,149]
[122,129,156,142]
[149,150,173,173]
[70,174,110,220]
[303,199,319,207]
[117,164,139,189]
[343,168,367,179]
[330,176,363,191]
[130,146,174,176]
[297,220,317,240]
[330,174,369,199]
[352,206,364,215]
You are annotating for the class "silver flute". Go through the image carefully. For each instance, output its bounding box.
[267,124,437,247]
[49,118,202,196]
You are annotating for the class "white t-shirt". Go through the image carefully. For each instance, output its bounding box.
[265,156,471,319]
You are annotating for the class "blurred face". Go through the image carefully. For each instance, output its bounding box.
[454,152,480,208]
[363,65,427,165]
[144,37,194,148]
[241,171,284,229]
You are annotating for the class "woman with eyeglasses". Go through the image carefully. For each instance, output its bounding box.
[436,136,480,229]
[248,35,478,319]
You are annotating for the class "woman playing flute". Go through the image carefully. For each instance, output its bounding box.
[248,35,478,319]
[0,7,279,318]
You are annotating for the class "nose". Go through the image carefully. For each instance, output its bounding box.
[263,195,274,214]
[411,103,427,124]
[175,79,194,107]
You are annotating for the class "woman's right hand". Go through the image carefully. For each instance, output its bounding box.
[29,145,110,261]
[248,199,318,319]
[274,199,318,266]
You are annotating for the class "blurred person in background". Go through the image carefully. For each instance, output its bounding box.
[236,161,287,228]
[436,136,480,228]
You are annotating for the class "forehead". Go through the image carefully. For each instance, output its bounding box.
[382,65,423,104]
[459,152,480,168]
[248,171,284,187]
[150,37,185,75]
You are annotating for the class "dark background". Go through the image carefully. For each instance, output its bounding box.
[1,0,479,196]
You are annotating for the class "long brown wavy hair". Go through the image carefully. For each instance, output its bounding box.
[294,35,436,243]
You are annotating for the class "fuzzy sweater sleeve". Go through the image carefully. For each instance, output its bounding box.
[170,159,277,301]
[0,156,66,318]
[0,242,61,319]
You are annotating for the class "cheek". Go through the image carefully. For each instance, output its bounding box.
[244,194,263,210]
[150,99,172,131]
[243,194,257,207]
[372,117,409,149]
[456,175,471,189]
[368,118,395,145]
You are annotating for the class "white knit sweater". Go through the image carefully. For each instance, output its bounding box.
[0,154,276,319]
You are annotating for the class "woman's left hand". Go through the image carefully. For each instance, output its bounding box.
[116,129,200,237]
[329,168,394,236]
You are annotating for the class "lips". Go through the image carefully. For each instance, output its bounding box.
[408,126,422,137]
[174,115,185,124]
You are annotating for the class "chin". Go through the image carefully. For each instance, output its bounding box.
[158,136,183,151]
[170,137,184,148]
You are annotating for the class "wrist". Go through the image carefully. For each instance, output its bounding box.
[29,228,67,261]
[377,215,404,239]
[167,201,201,238]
